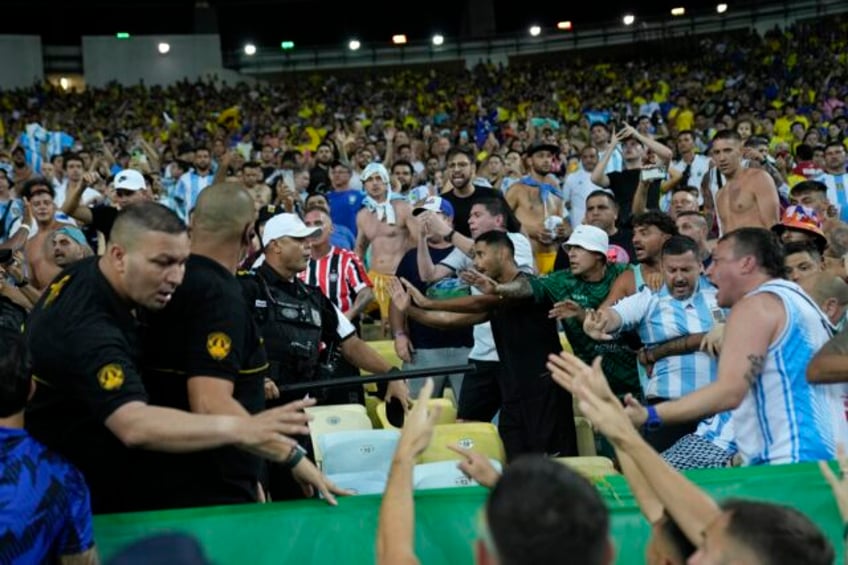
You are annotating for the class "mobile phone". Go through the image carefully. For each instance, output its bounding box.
[640,167,667,182]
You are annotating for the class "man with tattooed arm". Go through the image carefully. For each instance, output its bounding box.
[624,227,841,465]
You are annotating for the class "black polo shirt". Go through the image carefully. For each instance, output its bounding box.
[140,254,268,509]
[25,256,149,514]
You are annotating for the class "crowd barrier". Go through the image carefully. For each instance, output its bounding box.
[93,462,844,564]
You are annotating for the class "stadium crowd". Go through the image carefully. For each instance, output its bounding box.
[3,13,848,565]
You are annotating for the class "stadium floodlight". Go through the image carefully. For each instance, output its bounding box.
[529,25,541,37]
[244,43,257,56]
[557,21,573,31]
[392,34,407,45]
[158,42,170,54]
[623,14,635,25]
[671,7,685,16]
[432,34,445,46]
[717,3,728,13]
[349,39,361,51]
[59,77,69,90]
[116,32,131,40]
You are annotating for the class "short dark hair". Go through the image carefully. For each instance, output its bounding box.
[676,210,707,223]
[241,160,262,171]
[472,197,508,222]
[586,190,617,208]
[676,130,695,140]
[720,227,785,278]
[784,239,822,262]
[0,328,30,418]
[661,235,700,258]
[795,143,814,161]
[446,146,475,164]
[488,456,609,565]
[111,202,186,246]
[744,136,769,149]
[712,130,742,143]
[632,211,678,237]
[474,229,515,257]
[21,177,55,200]
[720,499,834,565]
[791,180,828,197]
[391,160,414,176]
[825,141,846,153]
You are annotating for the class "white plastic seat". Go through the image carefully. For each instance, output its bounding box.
[325,471,387,496]
[318,429,400,475]
[413,460,503,490]
[306,405,373,465]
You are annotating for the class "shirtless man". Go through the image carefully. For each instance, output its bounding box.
[505,141,569,275]
[711,130,780,235]
[355,162,417,330]
[21,179,68,289]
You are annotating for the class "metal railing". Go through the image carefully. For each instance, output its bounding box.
[228,0,848,75]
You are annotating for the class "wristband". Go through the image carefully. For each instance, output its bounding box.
[645,405,663,431]
[283,445,306,469]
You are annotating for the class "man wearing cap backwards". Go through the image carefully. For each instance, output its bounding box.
[772,204,829,253]
[355,162,418,332]
[63,168,152,240]
[710,130,780,235]
[140,184,346,509]
[27,226,95,291]
[240,211,410,498]
[505,141,570,275]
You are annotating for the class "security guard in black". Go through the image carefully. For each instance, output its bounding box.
[141,254,268,509]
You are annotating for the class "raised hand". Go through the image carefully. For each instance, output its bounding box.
[700,323,725,358]
[582,309,614,341]
[448,444,501,488]
[549,299,584,320]
[459,268,497,295]
[400,278,430,308]
[387,277,411,313]
[291,457,354,506]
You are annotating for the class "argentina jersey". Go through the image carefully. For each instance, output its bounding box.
[738,279,836,465]
[695,410,736,455]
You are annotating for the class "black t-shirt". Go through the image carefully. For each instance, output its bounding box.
[607,170,660,228]
[25,256,148,514]
[442,186,518,237]
[140,254,268,509]
[394,246,473,350]
[488,273,575,458]
[553,227,636,271]
[90,205,118,239]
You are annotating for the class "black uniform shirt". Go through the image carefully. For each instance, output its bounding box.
[140,254,268,509]
[25,256,148,514]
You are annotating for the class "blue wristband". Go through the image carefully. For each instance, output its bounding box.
[645,405,662,431]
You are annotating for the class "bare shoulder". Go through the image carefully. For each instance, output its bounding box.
[729,291,783,324]
[743,167,776,190]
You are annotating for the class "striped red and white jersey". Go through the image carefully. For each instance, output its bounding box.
[298,246,372,313]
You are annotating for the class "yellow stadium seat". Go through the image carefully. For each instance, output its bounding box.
[376,398,457,430]
[364,394,383,428]
[443,386,457,406]
[575,416,597,457]
[362,340,402,375]
[305,404,373,465]
[554,456,618,480]
[420,423,505,465]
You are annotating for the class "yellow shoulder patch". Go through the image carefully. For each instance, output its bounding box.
[207,332,232,361]
[44,275,71,308]
[97,364,125,391]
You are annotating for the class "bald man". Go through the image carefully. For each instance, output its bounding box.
[140,183,345,509]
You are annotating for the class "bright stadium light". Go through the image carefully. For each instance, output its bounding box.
[671,7,685,16]
[432,34,445,46]
[717,3,728,13]
[348,39,361,51]
[158,42,170,54]
[244,43,257,56]
[59,77,70,90]
[623,14,635,25]
[392,34,407,45]
[529,25,541,37]
[557,21,573,31]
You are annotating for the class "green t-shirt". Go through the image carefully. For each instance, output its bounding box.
[528,263,641,398]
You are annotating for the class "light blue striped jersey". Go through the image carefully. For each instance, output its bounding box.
[817,172,848,223]
[174,170,214,222]
[600,146,624,174]
[694,410,737,454]
[737,279,836,465]
[613,276,719,399]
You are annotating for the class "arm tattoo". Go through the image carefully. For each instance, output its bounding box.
[494,277,533,298]
[743,354,765,386]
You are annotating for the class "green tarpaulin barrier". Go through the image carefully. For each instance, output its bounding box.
[94,462,845,564]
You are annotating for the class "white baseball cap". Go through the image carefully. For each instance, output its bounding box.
[113,169,146,191]
[262,213,321,246]
[564,225,609,255]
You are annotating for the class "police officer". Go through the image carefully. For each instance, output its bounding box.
[141,183,346,508]
[24,202,308,514]
[240,213,410,497]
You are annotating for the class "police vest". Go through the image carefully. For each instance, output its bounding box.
[253,274,328,385]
